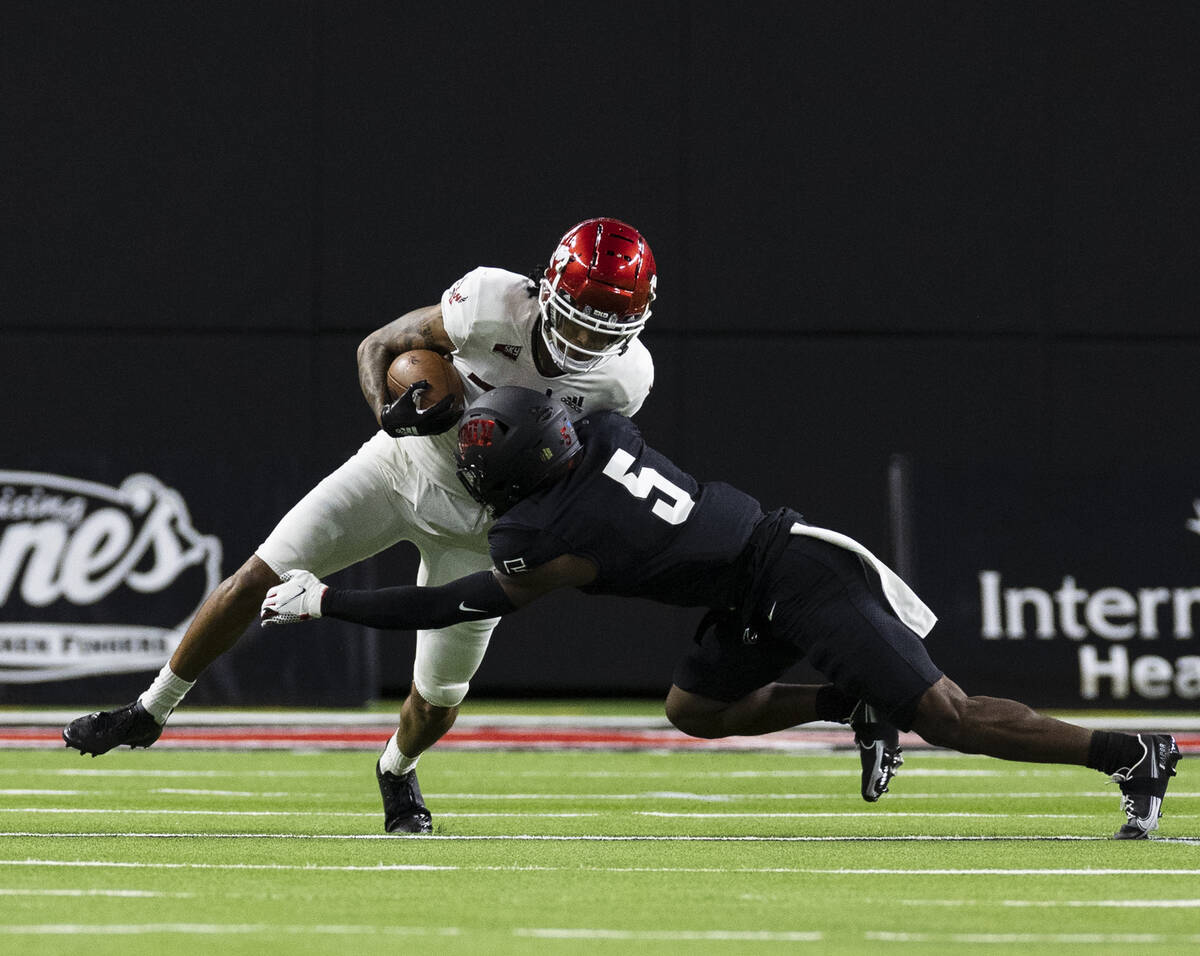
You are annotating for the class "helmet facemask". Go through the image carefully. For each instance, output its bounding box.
[537,273,651,373]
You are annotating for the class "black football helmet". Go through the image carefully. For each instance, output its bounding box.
[455,386,582,515]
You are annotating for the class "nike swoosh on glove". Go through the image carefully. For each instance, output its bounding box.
[380,381,460,437]
[260,569,328,625]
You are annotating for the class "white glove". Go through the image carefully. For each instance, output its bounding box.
[260,569,328,626]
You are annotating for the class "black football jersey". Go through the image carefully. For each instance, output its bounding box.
[488,411,764,609]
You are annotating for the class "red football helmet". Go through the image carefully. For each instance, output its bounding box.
[538,218,656,372]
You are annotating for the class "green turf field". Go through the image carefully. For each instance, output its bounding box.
[0,746,1194,954]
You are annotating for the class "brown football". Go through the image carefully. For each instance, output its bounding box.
[386,349,466,412]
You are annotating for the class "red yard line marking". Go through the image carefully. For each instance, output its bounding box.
[3,728,814,747]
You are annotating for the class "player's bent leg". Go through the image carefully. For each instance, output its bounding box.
[373,617,495,834]
[400,616,494,756]
[373,685,457,836]
[664,685,730,738]
[398,682,459,756]
[404,534,498,736]
[409,616,496,730]
[665,683,824,739]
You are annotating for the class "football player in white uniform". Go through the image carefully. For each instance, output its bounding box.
[63,218,657,833]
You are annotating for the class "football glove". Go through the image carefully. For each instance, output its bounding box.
[260,569,328,626]
[380,381,460,437]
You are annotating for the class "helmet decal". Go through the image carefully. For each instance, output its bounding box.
[459,418,495,449]
[551,243,571,272]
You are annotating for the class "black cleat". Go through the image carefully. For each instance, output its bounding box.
[850,701,903,803]
[62,701,162,756]
[376,760,433,834]
[1112,733,1181,840]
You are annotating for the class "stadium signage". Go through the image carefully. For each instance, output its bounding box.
[0,471,221,683]
[915,469,1199,708]
[978,570,1200,700]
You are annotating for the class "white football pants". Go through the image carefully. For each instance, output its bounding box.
[256,430,497,707]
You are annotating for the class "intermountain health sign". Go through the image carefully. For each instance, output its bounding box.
[914,465,1199,708]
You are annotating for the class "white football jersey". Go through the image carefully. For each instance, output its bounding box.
[402,266,654,492]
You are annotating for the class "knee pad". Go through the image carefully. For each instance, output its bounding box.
[412,618,498,708]
[413,673,470,709]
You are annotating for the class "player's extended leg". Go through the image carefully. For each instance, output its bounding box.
[910,675,1182,839]
[61,554,281,756]
[170,555,280,680]
[64,432,411,757]
[911,675,1091,763]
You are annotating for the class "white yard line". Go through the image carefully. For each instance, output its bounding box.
[1003,900,1200,908]
[9,807,1197,825]
[514,929,823,941]
[0,808,604,818]
[889,898,1200,908]
[0,790,87,795]
[0,922,820,942]
[0,923,464,937]
[0,830,1137,842]
[0,888,194,898]
[10,788,1192,800]
[29,769,358,778]
[420,790,1193,799]
[0,924,1195,945]
[866,931,1200,944]
[4,859,1200,876]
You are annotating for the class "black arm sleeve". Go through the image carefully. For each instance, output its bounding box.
[320,569,516,631]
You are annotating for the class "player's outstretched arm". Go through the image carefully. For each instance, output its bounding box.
[259,556,597,632]
[357,304,455,425]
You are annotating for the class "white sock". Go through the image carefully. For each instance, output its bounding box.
[137,664,195,725]
[379,732,419,776]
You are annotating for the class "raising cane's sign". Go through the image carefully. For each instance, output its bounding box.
[0,471,221,683]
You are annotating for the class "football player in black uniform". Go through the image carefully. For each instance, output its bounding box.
[262,387,1181,840]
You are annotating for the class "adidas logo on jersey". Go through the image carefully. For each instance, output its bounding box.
[492,343,522,361]
[559,394,584,414]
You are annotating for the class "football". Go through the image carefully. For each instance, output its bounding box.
[386,349,466,412]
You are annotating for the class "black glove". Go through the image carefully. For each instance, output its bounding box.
[380,381,461,437]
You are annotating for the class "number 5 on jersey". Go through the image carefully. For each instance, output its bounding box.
[602,449,695,525]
